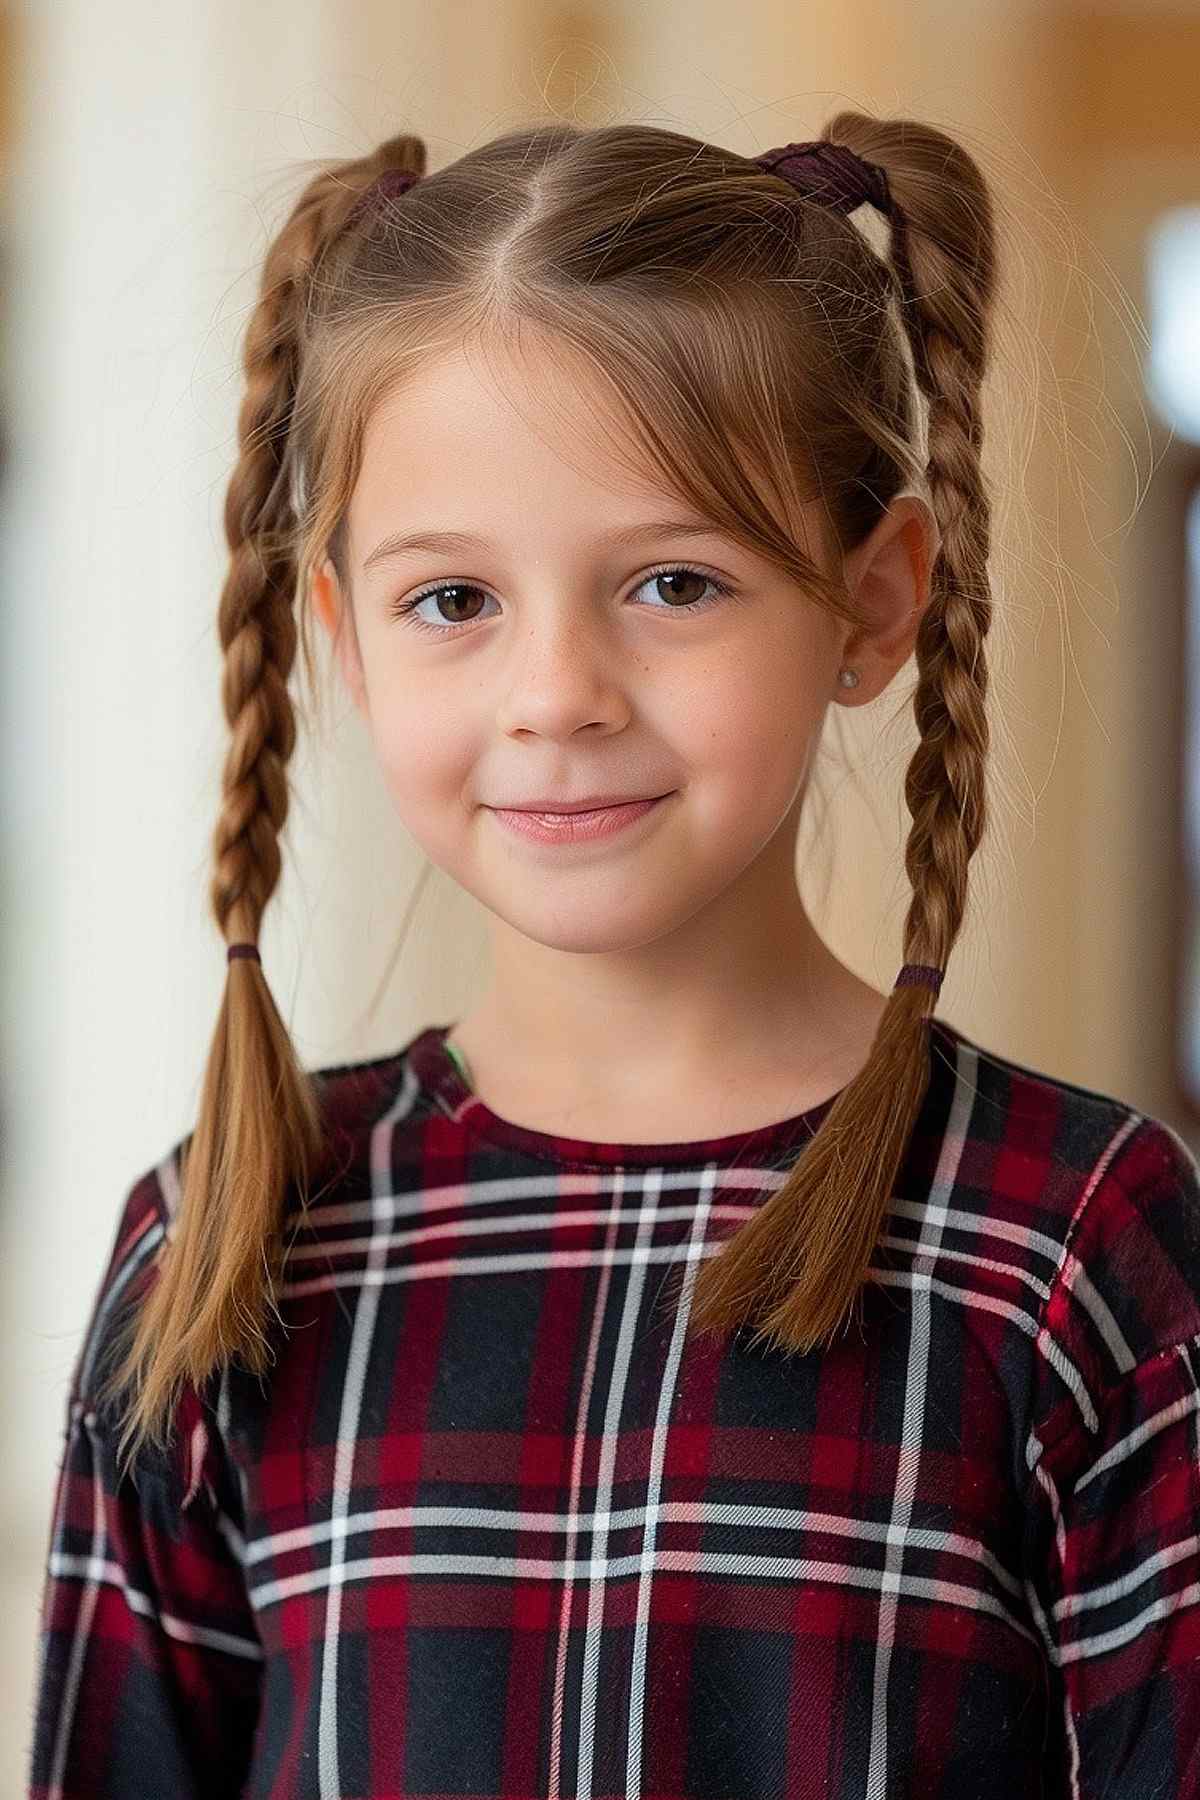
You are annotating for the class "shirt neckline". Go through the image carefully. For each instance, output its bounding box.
[407,1018,942,1170]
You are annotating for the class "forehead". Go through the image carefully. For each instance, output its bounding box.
[350,336,681,541]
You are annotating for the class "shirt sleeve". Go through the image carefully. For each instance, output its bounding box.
[28,1159,264,1799]
[1025,1113,1200,1796]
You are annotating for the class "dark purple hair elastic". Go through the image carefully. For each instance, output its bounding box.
[894,963,943,993]
[753,140,894,219]
[342,165,422,233]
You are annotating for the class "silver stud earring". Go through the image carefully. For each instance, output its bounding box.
[838,667,860,689]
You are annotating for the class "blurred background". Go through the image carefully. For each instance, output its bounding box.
[2,0,1199,1788]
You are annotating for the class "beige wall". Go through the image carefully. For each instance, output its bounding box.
[1041,9,1200,1129]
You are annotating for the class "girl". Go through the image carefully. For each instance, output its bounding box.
[30,114,1200,1799]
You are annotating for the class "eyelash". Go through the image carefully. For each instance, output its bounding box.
[388,562,736,637]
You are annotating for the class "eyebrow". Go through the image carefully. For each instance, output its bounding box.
[361,520,731,574]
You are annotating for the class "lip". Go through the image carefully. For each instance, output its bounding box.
[496,793,669,814]
[488,793,673,845]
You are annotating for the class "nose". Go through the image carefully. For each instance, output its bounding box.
[493,614,633,740]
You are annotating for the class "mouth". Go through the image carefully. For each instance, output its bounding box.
[497,792,672,814]
[487,793,673,846]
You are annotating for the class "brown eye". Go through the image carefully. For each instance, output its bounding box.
[648,569,710,607]
[630,564,733,613]
[391,583,494,630]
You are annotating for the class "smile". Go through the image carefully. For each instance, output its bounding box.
[487,794,672,845]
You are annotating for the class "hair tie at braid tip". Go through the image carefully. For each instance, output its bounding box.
[894,962,943,994]
[227,943,261,964]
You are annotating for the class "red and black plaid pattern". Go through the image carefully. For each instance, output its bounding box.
[29,1016,1200,1797]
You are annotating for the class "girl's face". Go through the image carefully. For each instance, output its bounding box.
[312,337,929,962]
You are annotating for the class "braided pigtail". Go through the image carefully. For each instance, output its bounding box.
[688,114,999,1357]
[95,135,428,1482]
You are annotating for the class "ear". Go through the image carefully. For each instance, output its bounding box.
[312,557,368,716]
[836,495,940,704]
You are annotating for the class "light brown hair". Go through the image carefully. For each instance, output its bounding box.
[96,112,998,1482]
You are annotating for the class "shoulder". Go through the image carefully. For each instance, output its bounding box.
[68,1036,434,1508]
[66,1154,221,1510]
[929,1015,1200,1440]
[71,1156,173,1412]
[1036,1101,1200,1401]
[927,1015,1199,1244]
[84,1031,431,1363]
[927,1013,1160,1169]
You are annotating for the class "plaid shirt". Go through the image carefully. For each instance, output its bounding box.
[29,1016,1200,1798]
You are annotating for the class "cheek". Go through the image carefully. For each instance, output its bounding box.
[366,698,475,851]
[664,654,824,802]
